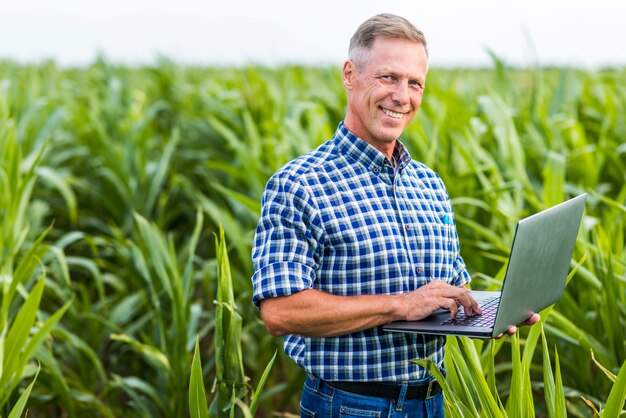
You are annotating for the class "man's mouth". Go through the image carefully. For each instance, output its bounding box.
[381,107,404,120]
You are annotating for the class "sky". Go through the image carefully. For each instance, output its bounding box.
[1,0,625,68]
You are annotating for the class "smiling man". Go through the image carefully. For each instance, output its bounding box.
[252,13,535,417]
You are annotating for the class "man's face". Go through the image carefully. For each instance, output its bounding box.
[342,37,428,156]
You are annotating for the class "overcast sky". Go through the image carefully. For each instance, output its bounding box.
[1,0,625,68]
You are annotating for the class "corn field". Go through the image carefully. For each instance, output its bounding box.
[0,57,625,417]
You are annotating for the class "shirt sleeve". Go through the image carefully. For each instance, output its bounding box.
[251,171,322,308]
[452,254,472,287]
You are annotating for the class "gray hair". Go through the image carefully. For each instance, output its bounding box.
[348,13,428,69]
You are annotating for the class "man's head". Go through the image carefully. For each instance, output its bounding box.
[348,13,428,71]
[342,14,429,159]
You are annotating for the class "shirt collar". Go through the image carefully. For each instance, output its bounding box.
[333,121,412,172]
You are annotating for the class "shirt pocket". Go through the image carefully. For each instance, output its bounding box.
[428,213,457,280]
[432,214,455,251]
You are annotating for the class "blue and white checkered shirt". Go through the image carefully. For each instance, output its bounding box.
[252,122,471,382]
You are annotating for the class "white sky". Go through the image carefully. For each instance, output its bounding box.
[1,0,625,68]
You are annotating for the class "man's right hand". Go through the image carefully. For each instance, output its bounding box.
[396,279,481,321]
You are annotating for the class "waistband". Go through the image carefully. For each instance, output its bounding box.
[325,379,442,400]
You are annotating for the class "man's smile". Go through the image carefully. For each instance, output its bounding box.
[381,107,406,120]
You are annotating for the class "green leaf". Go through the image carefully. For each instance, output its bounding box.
[189,337,209,418]
[553,346,567,417]
[249,350,277,416]
[2,225,51,326]
[410,357,457,406]
[35,166,78,224]
[1,273,46,392]
[35,347,76,418]
[143,128,180,215]
[602,358,626,417]
[22,298,72,371]
[541,326,557,418]
[457,337,503,418]
[7,366,39,418]
[110,333,171,372]
[506,332,533,418]
[591,349,617,382]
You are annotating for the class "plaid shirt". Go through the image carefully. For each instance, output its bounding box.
[252,122,471,382]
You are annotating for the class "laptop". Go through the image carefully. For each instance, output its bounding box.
[383,193,587,338]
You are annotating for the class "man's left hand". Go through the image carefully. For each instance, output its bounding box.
[497,313,541,338]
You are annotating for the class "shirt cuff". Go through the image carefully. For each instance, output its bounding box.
[252,261,316,308]
[452,255,472,287]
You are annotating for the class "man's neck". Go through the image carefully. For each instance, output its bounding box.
[342,121,397,162]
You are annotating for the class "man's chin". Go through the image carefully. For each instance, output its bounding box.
[376,127,405,143]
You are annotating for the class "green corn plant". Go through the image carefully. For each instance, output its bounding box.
[0,108,71,415]
[190,226,276,418]
[412,323,581,418]
[105,209,204,417]
[190,337,277,418]
[0,271,70,413]
[543,211,626,407]
[54,63,183,233]
[210,226,246,416]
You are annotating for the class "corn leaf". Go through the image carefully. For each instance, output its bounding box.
[1,273,46,393]
[110,333,171,372]
[601,358,626,418]
[553,346,567,417]
[249,350,277,417]
[542,326,561,418]
[7,366,39,418]
[189,337,210,418]
[457,337,504,418]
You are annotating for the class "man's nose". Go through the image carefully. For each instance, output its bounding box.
[391,82,410,105]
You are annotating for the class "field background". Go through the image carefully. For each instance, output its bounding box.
[1,58,625,417]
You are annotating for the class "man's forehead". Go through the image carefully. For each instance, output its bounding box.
[371,63,427,81]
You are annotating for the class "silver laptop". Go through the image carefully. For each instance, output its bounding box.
[383,194,587,338]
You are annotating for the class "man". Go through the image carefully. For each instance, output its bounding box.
[252,13,539,417]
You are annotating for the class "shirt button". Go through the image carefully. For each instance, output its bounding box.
[372,167,379,173]
[405,225,410,230]
[416,267,422,275]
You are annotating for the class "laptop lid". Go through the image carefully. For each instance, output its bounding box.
[383,193,587,338]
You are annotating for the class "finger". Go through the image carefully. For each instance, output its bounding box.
[471,297,482,315]
[517,313,541,327]
[444,298,459,319]
[457,292,481,316]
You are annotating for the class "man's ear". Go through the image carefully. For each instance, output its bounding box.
[342,60,356,90]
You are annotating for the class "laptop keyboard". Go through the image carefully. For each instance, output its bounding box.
[440,297,500,327]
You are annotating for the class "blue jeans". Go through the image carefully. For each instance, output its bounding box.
[300,375,444,417]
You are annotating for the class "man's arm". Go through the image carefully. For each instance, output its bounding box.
[260,279,481,337]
